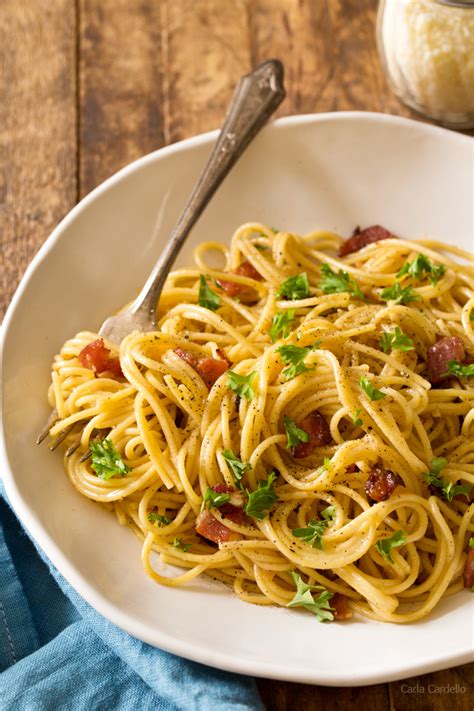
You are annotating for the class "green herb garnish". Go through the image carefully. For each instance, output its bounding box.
[148,513,171,526]
[318,264,365,300]
[198,274,221,311]
[287,571,334,622]
[381,282,420,305]
[352,408,363,427]
[244,472,278,520]
[375,530,407,563]
[284,415,309,449]
[227,370,257,400]
[222,450,251,490]
[359,376,386,401]
[269,309,296,342]
[447,360,474,378]
[203,487,231,510]
[397,254,446,286]
[379,327,415,353]
[172,537,191,552]
[277,343,318,380]
[424,457,471,501]
[90,439,130,480]
[277,273,310,300]
[292,507,336,550]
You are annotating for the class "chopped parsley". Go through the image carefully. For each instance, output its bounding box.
[284,415,309,449]
[203,487,231,510]
[148,513,171,526]
[317,457,332,475]
[222,450,251,490]
[318,264,365,300]
[292,506,336,550]
[90,439,130,480]
[397,254,446,286]
[269,309,296,342]
[379,327,415,353]
[244,472,278,520]
[227,370,256,399]
[198,274,221,311]
[352,408,363,427]
[287,571,334,622]
[424,457,471,502]
[469,538,474,549]
[359,376,386,401]
[447,360,474,378]
[375,530,407,563]
[277,343,318,380]
[276,273,310,300]
[381,282,420,305]
[172,537,191,552]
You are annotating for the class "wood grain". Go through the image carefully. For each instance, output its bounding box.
[1,1,472,708]
[0,0,76,317]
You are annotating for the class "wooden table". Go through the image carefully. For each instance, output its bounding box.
[1,1,472,709]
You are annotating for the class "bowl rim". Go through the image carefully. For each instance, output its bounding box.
[2,111,473,686]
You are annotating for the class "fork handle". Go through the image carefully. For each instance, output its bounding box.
[130,59,286,323]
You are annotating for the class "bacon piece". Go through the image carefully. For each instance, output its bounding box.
[365,465,403,503]
[79,338,123,377]
[426,336,465,384]
[174,348,229,389]
[463,549,474,588]
[338,225,394,258]
[291,410,332,458]
[215,260,263,297]
[195,509,241,545]
[212,484,246,523]
[331,593,352,620]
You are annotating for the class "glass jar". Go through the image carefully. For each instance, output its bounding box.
[377,0,474,128]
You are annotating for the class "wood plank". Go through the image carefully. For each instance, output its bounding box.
[79,0,165,197]
[248,0,414,118]
[160,0,251,143]
[257,678,390,710]
[0,0,76,318]
[389,663,474,711]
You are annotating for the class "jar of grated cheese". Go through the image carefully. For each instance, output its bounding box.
[377,0,474,128]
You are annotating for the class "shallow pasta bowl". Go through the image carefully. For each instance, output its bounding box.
[2,113,473,685]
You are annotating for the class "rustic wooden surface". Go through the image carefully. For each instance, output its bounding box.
[1,1,472,709]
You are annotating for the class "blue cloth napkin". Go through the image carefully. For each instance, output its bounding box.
[0,489,264,710]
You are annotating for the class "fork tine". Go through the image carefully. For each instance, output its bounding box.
[66,433,83,457]
[49,423,76,451]
[79,449,92,462]
[36,408,59,445]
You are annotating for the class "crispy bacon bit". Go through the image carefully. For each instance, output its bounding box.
[79,338,123,377]
[338,225,395,258]
[212,484,246,523]
[292,411,332,458]
[195,509,242,545]
[365,465,403,503]
[174,348,229,388]
[463,548,474,589]
[426,336,465,384]
[331,593,352,620]
[215,260,263,297]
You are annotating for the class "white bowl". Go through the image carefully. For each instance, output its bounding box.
[2,113,473,686]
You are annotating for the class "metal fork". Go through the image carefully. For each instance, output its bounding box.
[37,59,286,451]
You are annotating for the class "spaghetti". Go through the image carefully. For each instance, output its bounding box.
[46,223,474,623]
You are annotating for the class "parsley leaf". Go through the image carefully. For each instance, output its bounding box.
[222,450,251,490]
[423,457,471,501]
[397,254,446,286]
[148,513,171,526]
[172,537,191,552]
[375,530,407,563]
[227,370,256,399]
[359,376,386,401]
[277,343,317,380]
[292,507,336,550]
[379,327,415,353]
[318,264,365,300]
[198,274,221,311]
[352,408,363,427]
[90,439,130,480]
[316,457,332,475]
[469,538,474,549]
[424,457,447,488]
[244,472,278,520]
[277,273,310,300]
[270,309,296,342]
[203,487,231,510]
[442,482,472,502]
[447,360,474,378]
[284,415,309,449]
[287,571,334,622]
[381,282,420,305]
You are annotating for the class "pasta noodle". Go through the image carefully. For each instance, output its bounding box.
[46,223,474,622]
